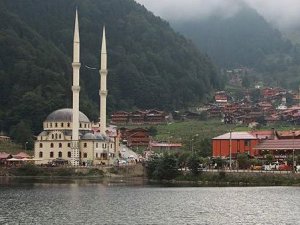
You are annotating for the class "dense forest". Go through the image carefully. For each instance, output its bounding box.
[172,4,300,88]
[0,0,222,138]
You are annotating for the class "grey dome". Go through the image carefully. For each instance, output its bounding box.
[82,133,96,140]
[39,131,48,136]
[45,108,90,123]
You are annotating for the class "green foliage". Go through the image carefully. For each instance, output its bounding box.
[237,153,251,169]
[15,164,43,176]
[146,154,179,180]
[187,155,201,176]
[265,154,274,164]
[0,0,221,136]
[9,121,34,150]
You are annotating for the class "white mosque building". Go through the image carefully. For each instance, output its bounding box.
[34,10,119,166]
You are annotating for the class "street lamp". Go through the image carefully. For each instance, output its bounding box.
[292,130,295,173]
[25,141,28,151]
[229,130,232,170]
[191,134,199,155]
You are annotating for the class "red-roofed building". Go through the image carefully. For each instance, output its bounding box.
[149,142,182,151]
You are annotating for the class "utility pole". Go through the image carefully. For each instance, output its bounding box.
[229,130,232,170]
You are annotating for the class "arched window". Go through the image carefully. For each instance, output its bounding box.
[55,123,58,127]
[67,123,70,127]
[84,143,87,148]
[67,151,71,158]
[39,143,43,148]
[59,134,61,139]
[59,143,62,148]
[96,143,98,148]
[39,151,43,158]
[68,143,71,148]
[50,152,54,158]
[50,143,54,148]
[111,144,113,148]
[83,153,87,158]
[55,133,58,139]
[61,123,64,127]
[50,123,52,128]
[84,124,87,128]
[52,134,54,139]
[80,123,82,128]
[58,151,62,158]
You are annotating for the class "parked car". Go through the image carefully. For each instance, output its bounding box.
[278,164,291,171]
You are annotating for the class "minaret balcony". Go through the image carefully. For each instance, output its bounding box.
[99,90,108,96]
[72,62,81,67]
[72,86,81,91]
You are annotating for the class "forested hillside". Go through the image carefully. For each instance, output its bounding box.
[172,6,297,72]
[0,0,222,137]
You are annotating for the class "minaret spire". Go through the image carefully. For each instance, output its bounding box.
[71,9,81,166]
[99,26,108,134]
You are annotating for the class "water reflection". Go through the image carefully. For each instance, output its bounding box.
[0,178,299,225]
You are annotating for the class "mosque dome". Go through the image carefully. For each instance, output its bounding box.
[82,133,96,140]
[45,108,90,123]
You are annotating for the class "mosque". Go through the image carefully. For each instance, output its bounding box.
[34,10,120,166]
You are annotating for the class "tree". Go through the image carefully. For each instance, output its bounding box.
[9,121,34,150]
[187,155,201,176]
[237,153,251,169]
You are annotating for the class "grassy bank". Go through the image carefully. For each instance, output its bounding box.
[161,171,300,186]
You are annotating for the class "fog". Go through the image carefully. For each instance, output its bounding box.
[135,0,300,30]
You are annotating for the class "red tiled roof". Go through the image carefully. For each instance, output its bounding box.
[254,139,300,150]
[0,152,10,159]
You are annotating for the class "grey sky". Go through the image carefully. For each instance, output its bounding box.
[135,0,300,30]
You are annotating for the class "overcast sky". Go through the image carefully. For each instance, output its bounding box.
[135,0,300,30]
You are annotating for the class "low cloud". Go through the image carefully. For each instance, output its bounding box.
[135,0,300,29]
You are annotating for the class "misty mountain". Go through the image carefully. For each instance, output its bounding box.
[0,0,222,135]
[172,6,296,71]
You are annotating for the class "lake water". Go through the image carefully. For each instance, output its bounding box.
[0,178,299,225]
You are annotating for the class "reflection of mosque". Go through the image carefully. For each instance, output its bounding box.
[34,11,119,166]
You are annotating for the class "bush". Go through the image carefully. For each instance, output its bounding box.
[15,163,43,176]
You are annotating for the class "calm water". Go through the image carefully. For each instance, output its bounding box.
[0,178,299,225]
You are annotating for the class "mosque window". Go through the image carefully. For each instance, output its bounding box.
[58,151,62,158]
[102,143,105,148]
[55,123,58,128]
[39,143,43,148]
[52,134,54,139]
[61,123,64,127]
[67,123,70,128]
[67,151,71,158]
[59,143,62,148]
[80,123,82,128]
[50,152,54,158]
[50,143,54,148]
[68,143,71,148]
[39,152,43,158]
[111,144,113,148]
[55,134,58,139]
[50,123,52,128]
[96,143,98,148]
[84,124,87,128]
[59,134,61,139]
[83,153,87,158]
[84,143,87,148]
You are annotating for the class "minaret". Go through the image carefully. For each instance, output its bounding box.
[71,10,81,166]
[99,26,108,134]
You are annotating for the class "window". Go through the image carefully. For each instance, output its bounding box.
[83,153,87,158]
[61,123,64,127]
[58,151,62,158]
[39,151,43,158]
[50,143,54,148]
[55,123,58,127]
[52,134,54,139]
[59,134,61,139]
[68,143,71,148]
[245,140,250,147]
[68,151,71,158]
[55,134,58,139]
[111,144,113,148]
[96,143,98,148]
[84,124,87,128]
[50,151,54,158]
[39,143,43,148]
[59,143,62,148]
[67,123,70,128]
[80,123,82,128]
[50,123,52,128]
[84,143,87,148]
